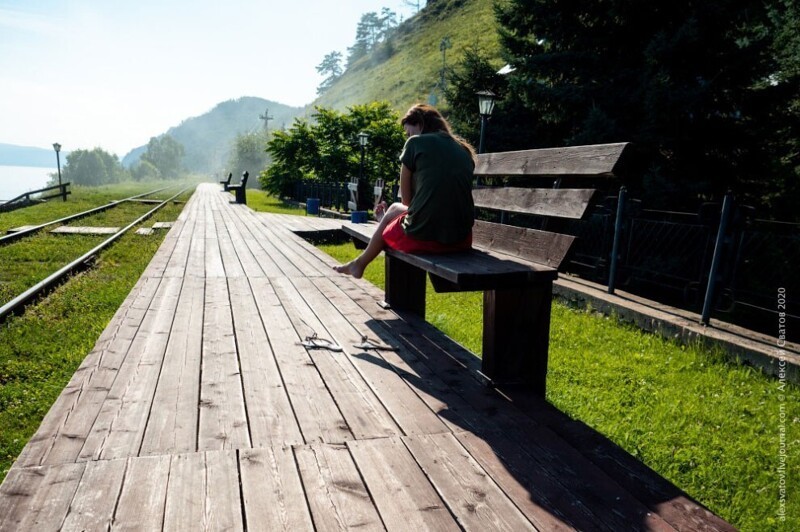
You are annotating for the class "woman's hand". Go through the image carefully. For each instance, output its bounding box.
[374,201,388,222]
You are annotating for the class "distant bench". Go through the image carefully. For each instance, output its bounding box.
[342,143,633,396]
[219,172,233,191]
[227,171,249,204]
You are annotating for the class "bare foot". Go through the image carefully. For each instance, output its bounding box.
[333,259,366,279]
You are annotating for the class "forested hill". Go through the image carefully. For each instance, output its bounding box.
[312,0,501,111]
[122,97,305,172]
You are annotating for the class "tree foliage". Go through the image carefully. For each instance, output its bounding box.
[61,148,128,186]
[316,51,344,95]
[347,8,399,67]
[260,102,405,203]
[228,130,271,186]
[443,0,798,217]
[140,135,185,179]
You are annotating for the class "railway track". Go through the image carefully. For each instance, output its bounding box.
[0,185,180,246]
[0,186,192,323]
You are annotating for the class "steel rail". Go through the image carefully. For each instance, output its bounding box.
[0,186,191,323]
[0,185,179,246]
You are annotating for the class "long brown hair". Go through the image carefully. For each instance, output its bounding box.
[401,104,477,163]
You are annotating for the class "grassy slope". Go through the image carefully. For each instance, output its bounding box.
[313,0,501,112]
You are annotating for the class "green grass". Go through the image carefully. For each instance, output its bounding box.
[0,180,186,234]
[0,184,190,307]
[239,188,305,215]
[319,241,799,531]
[0,185,194,480]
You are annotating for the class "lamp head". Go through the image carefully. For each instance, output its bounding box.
[476,90,497,117]
[53,143,61,153]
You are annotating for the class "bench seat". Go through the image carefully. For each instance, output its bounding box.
[341,221,558,292]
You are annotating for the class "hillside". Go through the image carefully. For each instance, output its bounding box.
[122,97,305,172]
[0,143,64,168]
[313,0,502,112]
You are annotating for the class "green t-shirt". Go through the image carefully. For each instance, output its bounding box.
[399,132,475,244]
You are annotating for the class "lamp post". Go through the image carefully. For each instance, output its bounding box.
[52,142,65,201]
[476,90,497,154]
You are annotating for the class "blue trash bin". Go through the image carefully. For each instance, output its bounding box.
[306,198,321,216]
[351,210,368,223]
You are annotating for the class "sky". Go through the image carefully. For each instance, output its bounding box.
[0,0,415,157]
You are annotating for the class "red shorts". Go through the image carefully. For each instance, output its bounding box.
[382,213,472,254]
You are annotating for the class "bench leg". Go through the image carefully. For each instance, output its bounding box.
[482,282,552,396]
[385,255,426,317]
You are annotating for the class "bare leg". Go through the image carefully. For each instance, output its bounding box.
[334,202,407,278]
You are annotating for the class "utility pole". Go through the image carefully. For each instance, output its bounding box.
[259,108,274,131]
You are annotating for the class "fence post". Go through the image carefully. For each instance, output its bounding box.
[608,186,627,294]
[701,191,734,325]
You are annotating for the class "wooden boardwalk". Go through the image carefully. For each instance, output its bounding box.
[0,183,733,531]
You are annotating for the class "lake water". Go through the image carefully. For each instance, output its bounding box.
[0,165,57,203]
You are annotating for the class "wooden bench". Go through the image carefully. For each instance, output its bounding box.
[342,142,634,396]
[228,171,249,204]
[219,172,233,191]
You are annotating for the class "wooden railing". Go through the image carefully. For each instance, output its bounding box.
[0,182,70,213]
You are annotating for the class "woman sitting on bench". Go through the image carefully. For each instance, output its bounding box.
[334,104,476,279]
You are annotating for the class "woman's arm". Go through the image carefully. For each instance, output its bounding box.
[399,164,413,206]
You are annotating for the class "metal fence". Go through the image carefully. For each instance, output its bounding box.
[292,180,350,212]
[561,194,799,342]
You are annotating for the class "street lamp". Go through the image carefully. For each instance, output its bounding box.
[476,89,497,154]
[52,142,65,201]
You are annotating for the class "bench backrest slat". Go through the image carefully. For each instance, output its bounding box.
[474,142,630,177]
[472,220,576,269]
[472,187,596,220]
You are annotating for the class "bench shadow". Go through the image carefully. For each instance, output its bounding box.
[350,317,733,531]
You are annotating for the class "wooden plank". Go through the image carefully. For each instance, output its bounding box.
[204,201,226,278]
[199,278,250,450]
[347,437,459,532]
[271,276,400,440]
[0,467,47,530]
[302,276,452,437]
[78,276,183,462]
[217,205,267,277]
[12,463,84,530]
[249,277,353,444]
[51,225,120,234]
[222,206,285,278]
[113,455,171,530]
[455,431,593,531]
[228,277,304,447]
[16,276,163,467]
[402,432,535,531]
[473,187,596,219]
[472,220,576,269]
[321,275,494,435]
[385,255,427,316]
[474,142,630,177]
[339,283,675,529]
[163,451,244,531]
[184,201,206,278]
[499,392,737,532]
[239,447,314,531]
[61,458,127,530]
[140,275,204,455]
[294,443,384,531]
[215,209,246,278]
